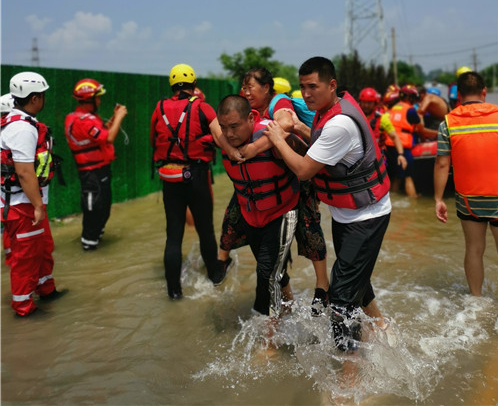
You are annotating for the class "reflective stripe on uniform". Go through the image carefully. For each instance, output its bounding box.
[12,292,34,302]
[81,237,99,246]
[38,274,53,286]
[16,228,44,239]
[158,172,183,181]
[448,124,498,136]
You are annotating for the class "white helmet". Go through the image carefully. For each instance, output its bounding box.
[0,93,14,114]
[10,71,49,98]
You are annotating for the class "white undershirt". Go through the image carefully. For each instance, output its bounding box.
[307,114,391,223]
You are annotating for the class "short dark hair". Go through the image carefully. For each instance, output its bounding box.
[171,82,196,93]
[242,68,275,97]
[457,71,485,97]
[299,57,336,83]
[217,94,252,118]
[13,92,43,108]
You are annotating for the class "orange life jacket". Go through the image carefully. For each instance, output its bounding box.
[446,101,498,196]
[386,101,414,149]
[367,107,386,150]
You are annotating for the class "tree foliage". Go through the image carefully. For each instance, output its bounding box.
[218,46,497,98]
[219,46,298,88]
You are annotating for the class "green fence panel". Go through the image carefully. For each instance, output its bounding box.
[1,65,239,218]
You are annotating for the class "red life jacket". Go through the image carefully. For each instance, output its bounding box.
[151,95,215,166]
[222,117,300,228]
[1,114,54,219]
[310,92,390,209]
[65,110,115,171]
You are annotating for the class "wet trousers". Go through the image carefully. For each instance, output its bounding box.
[243,209,298,317]
[78,165,112,249]
[1,203,55,316]
[161,165,218,295]
[329,213,390,310]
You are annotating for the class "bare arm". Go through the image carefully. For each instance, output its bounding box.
[264,120,324,180]
[415,117,438,142]
[240,108,309,160]
[434,155,451,223]
[280,108,311,142]
[14,161,44,225]
[386,129,407,170]
[209,117,243,162]
[106,104,128,143]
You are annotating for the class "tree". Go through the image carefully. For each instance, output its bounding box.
[219,46,298,87]
[334,51,391,97]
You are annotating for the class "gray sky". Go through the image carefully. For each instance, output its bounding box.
[2,0,497,77]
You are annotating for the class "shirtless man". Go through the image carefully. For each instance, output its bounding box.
[417,86,450,131]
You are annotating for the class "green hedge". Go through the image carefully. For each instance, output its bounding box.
[1,65,239,218]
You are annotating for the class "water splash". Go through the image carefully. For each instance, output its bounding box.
[192,280,496,404]
[179,242,239,300]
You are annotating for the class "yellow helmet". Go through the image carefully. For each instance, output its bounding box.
[456,66,472,77]
[273,77,291,94]
[169,64,196,86]
[291,90,303,98]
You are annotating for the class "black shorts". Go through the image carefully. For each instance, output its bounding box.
[385,145,414,179]
[457,211,498,226]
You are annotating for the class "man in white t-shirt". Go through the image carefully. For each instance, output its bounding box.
[265,57,392,352]
[1,72,65,317]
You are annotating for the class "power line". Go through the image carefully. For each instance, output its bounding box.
[399,41,498,58]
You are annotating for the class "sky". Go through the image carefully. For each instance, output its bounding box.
[2,0,498,79]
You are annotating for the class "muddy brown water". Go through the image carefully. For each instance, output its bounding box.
[2,173,497,405]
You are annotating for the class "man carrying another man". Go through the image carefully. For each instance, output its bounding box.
[264,57,392,352]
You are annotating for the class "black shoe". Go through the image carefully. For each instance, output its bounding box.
[210,258,233,286]
[167,286,183,300]
[311,288,329,317]
[39,288,69,302]
[82,244,97,251]
[330,306,362,353]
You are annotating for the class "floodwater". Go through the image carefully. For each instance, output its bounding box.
[2,173,498,405]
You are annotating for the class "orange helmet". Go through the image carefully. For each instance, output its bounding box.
[359,87,378,102]
[73,78,106,101]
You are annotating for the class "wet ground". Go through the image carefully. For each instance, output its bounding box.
[2,173,498,405]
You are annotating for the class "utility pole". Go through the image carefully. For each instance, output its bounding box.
[31,38,40,67]
[345,0,389,72]
[472,48,478,71]
[391,27,398,86]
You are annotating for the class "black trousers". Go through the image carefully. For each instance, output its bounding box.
[79,165,112,248]
[243,209,297,316]
[162,165,218,294]
[329,213,390,309]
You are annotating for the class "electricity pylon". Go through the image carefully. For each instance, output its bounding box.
[345,0,389,72]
